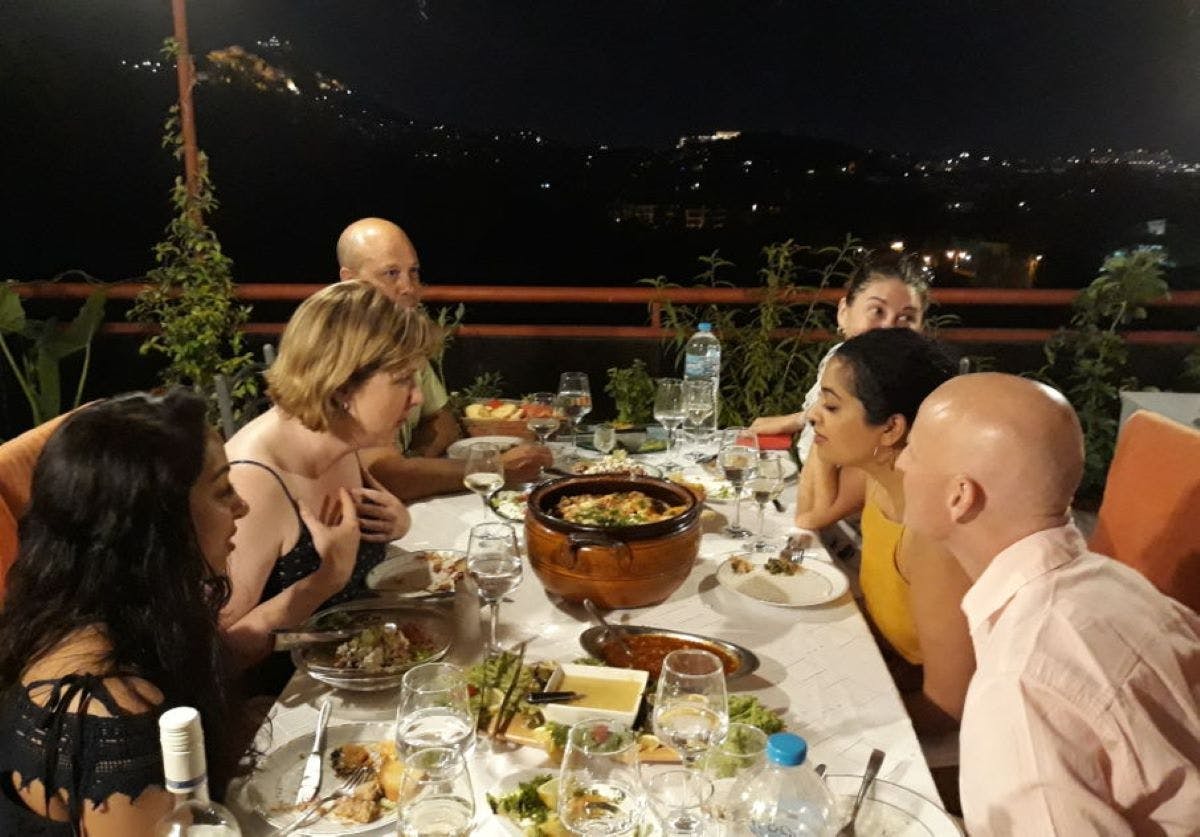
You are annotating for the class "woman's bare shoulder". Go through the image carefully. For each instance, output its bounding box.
[23,629,165,716]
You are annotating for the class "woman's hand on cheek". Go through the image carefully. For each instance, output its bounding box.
[299,488,361,589]
[350,469,412,542]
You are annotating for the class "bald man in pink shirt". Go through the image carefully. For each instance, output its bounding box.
[897,374,1200,835]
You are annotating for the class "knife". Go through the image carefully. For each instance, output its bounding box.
[271,627,358,651]
[526,691,585,705]
[294,698,333,805]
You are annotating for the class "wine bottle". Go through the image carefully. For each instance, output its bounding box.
[154,707,243,836]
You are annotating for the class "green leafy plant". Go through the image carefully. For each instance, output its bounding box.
[646,239,858,426]
[1040,247,1169,499]
[128,47,256,420]
[430,302,466,387]
[447,370,506,416]
[605,358,655,425]
[0,283,106,426]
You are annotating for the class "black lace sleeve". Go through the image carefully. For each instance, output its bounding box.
[0,674,164,834]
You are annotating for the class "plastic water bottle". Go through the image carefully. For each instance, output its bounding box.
[736,733,835,837]
[684,322,721,430]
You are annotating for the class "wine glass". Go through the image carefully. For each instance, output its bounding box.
[593,423,617,456]
[718,430,758,538]
[700,723,768,829]
[467,522,523,653]
[395,662,475,759]
[396,746,476,837]
[652,649,729,769]
[462,442,504,521]
[747,453,786,552]
[557,372,592,459]
[681,380,715,462]
[654,378,686,468]
[645,769,715,836]
[558,719,645,836]
[525,392,560,443]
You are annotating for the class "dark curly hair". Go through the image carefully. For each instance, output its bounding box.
[833,329,958,427]
[0,389,233,784]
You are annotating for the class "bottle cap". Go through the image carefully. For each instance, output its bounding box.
[697,322,712,332]
[159,706,208,791]
[765,732,808,766]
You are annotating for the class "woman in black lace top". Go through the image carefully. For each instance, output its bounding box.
[0,390,249,835]
[222,282,443,676]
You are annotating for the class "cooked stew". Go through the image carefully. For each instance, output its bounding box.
[602,633,740,678]
[553,490,685,527]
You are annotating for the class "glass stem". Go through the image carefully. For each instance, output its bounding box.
[758,502,767,542]
[732,487,743,529]
[488,600,501,650]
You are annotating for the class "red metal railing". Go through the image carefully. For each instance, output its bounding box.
[11,282,1200,345]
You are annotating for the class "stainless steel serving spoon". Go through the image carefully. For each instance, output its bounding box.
[582,598,635,665]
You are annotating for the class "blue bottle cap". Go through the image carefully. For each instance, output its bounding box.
[766,732,808,766]
[697,322,712,331]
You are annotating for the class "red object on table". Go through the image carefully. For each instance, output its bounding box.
[755,433,794,451]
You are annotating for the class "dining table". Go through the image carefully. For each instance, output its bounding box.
[226,448,944,835]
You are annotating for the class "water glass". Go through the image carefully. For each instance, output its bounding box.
[396,746,475,837]
[593,423,617,455]
[558,719,645,836]
[652,649,729,768]
[748,454,786,552]
[467,522,523,653]
[700,723,768,828]
[557,371,593,458]
[395,662,475,758]
[525,392,561,442]
[646,769,715,835]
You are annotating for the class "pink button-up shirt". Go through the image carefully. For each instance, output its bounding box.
[959,524,1200,835]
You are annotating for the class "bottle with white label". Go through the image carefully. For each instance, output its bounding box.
[683,322,721,431]
[154,707,243,836]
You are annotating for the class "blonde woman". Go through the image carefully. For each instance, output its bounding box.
[222,283,441,678]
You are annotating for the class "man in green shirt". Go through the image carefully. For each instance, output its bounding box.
[336,218,551,499]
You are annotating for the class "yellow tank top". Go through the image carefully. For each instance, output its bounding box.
[859,498,923,665]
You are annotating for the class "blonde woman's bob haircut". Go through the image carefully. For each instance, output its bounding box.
[266,282,443,432]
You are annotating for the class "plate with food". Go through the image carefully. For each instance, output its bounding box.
[244,721,403,834]
[577,625,758,681]
[555,451,664,479]
[576,427,669,456]
[292,600,453,691]
[824,775,962,836]
[489,488,531,522]
[447,435,525,459]
[366,546,467,597]
[716,551,849,608]
[488,770,661,837]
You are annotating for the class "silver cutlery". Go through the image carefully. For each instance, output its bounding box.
[583,598,634,665]
[836,748,884,837]
[526,690,586,704]
[275,764,371,836]
[294,698,332,805]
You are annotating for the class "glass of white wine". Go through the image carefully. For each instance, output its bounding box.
[396,746,475,837]
[652,649,729,769]
[462,442,504,521]
[748,453,786,552]
[467,522,523,653]
[718,430,758,538]
[558,719,645,836]
[557,371,593,459]
[593,422,617,456]
[525,392,561,443]
[654,378,686,468]
[681,380,715,462]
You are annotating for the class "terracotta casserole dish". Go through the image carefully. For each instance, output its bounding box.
[524,474,701,608]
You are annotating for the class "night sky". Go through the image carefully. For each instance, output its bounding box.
[5,0,1200,156]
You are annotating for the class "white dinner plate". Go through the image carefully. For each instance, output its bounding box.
[489,489,531,522]
[490,769,661,837]
[715,553,849,607]
[365,545,466,597]
[243,721,396,835]
[824,775,962,836]
[696,457,799,505]
[447,436,524,459]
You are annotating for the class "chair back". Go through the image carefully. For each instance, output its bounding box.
[1089,409,1200,613]
[0,498,17,598]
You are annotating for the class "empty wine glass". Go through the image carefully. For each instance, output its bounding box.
[558,719,645,836]
[467,522,523,653]
[747,453,786,552]
[396,746,476,837]
[718,430,758,538]
[462,442,504,521]
[593,422,617,455]
[646,769,715,836]
[700,722,768,830]
[525,392,561,443]
[557,372,593,459]
[654,378,686,468]
[681,380,715,462]
[652,649,729,769]
[395,663,475,759]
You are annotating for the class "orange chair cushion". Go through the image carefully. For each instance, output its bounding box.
[1089,410,1200,613]
[0,498,16,597]
[0,411,73,517]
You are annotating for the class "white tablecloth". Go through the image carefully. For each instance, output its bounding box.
[227,466,940,835]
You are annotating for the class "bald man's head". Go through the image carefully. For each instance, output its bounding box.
[336,218,421,306]
[897,373,1083,559]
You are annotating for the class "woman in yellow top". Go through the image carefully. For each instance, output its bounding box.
[806,328,974,732]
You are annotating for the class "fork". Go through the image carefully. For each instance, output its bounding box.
[778,533,807,565]
[272,764,373,836]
